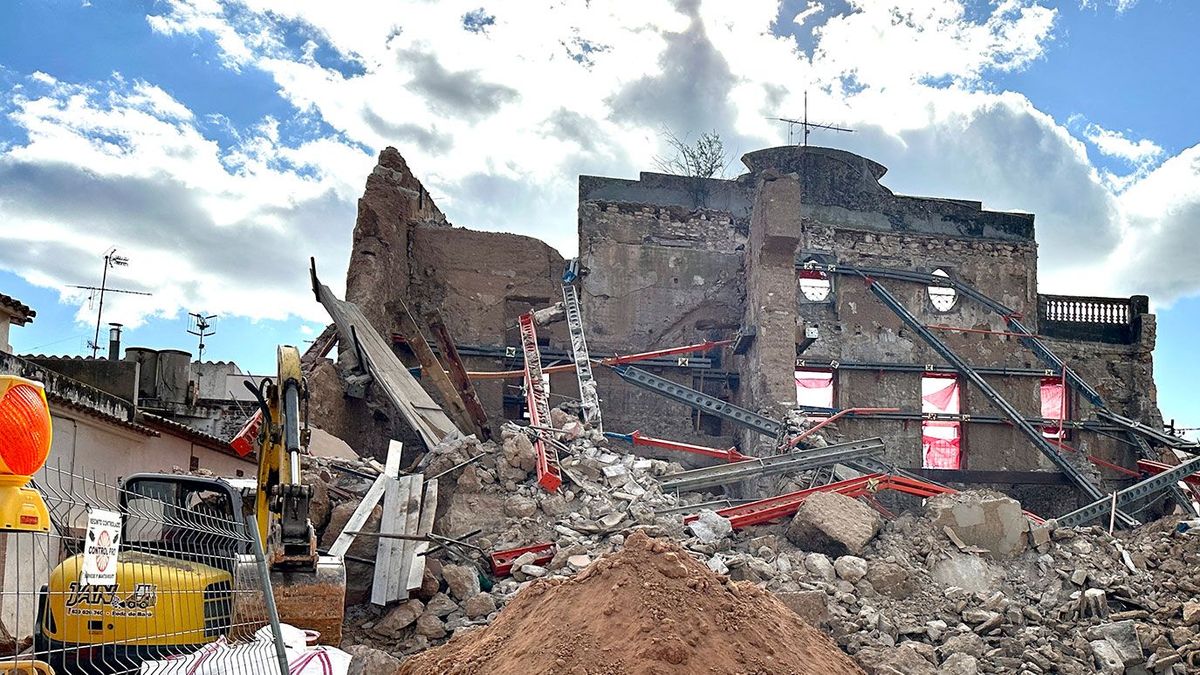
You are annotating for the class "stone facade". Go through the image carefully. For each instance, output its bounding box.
[578,145,1162,513]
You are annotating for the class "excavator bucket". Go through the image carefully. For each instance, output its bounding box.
[235,555,346,645]
[271,556,347,645]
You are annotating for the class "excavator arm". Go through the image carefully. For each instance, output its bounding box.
[244,345,346,643]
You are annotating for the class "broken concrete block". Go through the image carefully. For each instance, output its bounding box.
[520,564,549,578]
[931,553,998,595]
[1089,639,1125,674]
[776,590,829,625]
[439,493,508,537]
[567,554,592,570]
[833,555,868,583]
[785,491,882,556]
[938,653,979,675]
[1087,620,1143,666]
[345,644,401,675]
[1184,601,1200,626]
[927,493,1028,558]
[1078,588,1109,619]
[502,431,537,473]
[688,509,732,543]
[803,552,836,581]
[938,633,985,659]
[375,599,424,637]
[867,561,916,599]
[464,592,497,619]
[861,643,937,675]
[415,611,447,639]
[442,564,481,601]
[425,592,459,618]
[503,494,539,518]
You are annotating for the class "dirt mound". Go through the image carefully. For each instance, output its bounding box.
[397,530,863,675]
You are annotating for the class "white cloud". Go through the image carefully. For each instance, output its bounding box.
[4,0,1199,340]
[0,75,369,329]
[1080,0,1141,13]
[1084,122,1163,165]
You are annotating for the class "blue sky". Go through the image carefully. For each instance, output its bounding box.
[0,0,1197,432]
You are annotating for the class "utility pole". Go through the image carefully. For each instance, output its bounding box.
[70,247,151,358]
[188,312,218,361]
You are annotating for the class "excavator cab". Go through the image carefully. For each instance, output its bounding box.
[120,474,246,573]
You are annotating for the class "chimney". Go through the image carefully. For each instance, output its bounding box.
[108,323,123,361]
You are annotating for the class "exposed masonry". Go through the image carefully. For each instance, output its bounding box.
[312,144,1161,516]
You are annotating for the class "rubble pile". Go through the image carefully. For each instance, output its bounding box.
[703,489,1200,674]
[396,530,864,675]
[301,409,1200,674]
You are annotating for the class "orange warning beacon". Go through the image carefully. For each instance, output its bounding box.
[0,375,52,532]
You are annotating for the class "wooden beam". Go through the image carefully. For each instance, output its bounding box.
[396,303,478,438]
[313,267,457,449]
[406,480,439,593]
[372,473,411,606]
[425,310,491,439]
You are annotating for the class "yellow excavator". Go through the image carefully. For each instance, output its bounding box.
[34,346,346,674]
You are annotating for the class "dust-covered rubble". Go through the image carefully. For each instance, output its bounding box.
[301,409,1200,674]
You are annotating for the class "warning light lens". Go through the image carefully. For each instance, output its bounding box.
[0,379,52,477]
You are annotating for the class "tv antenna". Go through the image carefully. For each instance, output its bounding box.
[70,247,153,358]
[188,312,218,362]
[774,91,855,146]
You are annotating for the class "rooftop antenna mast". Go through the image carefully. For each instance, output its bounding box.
[188,312,218,362]
[775,91,855,146]
[70,247,153,358]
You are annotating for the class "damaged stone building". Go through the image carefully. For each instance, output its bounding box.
[313,144,1162,517]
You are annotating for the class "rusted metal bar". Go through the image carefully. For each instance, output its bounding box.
[396,303,479,438]
[786,407,900,447]
[606,429,749,462]
[425,310,491,439]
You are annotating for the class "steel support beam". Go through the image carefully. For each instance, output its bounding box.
[1098,409,1200,450]
[607,364,791,437]
[659,437,885,492]
[850,272,1138,527]
[1055,454,1200,527]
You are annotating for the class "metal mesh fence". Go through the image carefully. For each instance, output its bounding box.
[0,459,288,675]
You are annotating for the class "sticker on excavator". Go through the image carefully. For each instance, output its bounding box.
[81,508,121,586]
[65,582,158,618]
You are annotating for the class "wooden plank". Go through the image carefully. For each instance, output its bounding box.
[371,474,411,606]
[391,475,424,602]
[383,439,403,478]
[396,304,479,438]
[328,441,401,559]
[425,311,491,439]
[405,479,438,593]
[312,271,458,449]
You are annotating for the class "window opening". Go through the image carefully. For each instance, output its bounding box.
[798,261,832,302]
[927,268,957,312]
[922,374,962,469]
[1041,377,1069,439]
[796,369,834,409]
